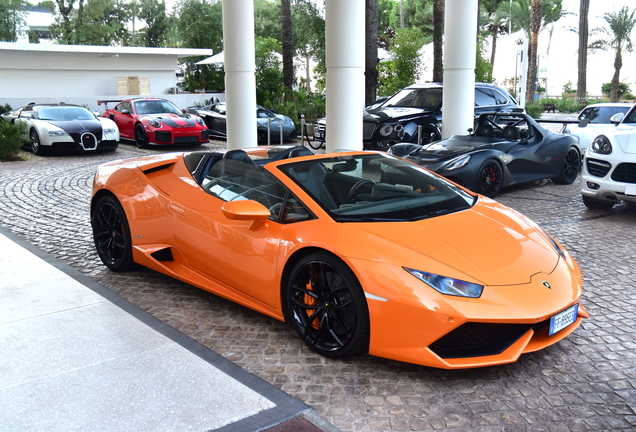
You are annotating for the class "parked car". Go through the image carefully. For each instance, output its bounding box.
[12,103,119,154]
[100,98,209,148]
[389,112,581,198]
[91,146,587,369]
[1,104,30,122]
[313,83,523,150]
[185,103,297,143]
[566,102,634,154]
[581,104,636,209]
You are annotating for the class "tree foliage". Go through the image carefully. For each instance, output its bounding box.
[0,0,26,42]
[136,0,168,47]
[591,6,636,102]
[49,0,130,45]
[378,27,426,96]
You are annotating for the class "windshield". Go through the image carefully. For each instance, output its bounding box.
[578,106,632,124]
[37,106,95,121]
[382,88,443,110]
[134,100,181,115]
[279,153,475,222]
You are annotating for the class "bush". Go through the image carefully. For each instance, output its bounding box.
[525,104,543,119]
[0,120,26,161]
[0,103,12,114]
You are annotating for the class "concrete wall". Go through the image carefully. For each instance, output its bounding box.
[0,45,223,113]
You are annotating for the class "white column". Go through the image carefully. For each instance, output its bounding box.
[222,0,257,149]
[325,0,365,152]
[442,0,478,138]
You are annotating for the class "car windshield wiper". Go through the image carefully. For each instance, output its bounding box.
[335,216,406,222]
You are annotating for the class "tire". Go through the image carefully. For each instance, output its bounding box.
[553,147,581,185]
[91,195,135,271]
[582,195,614,210]
[283,251,370,359]
[476,159,503,198]
[30,129,44,155]
[134,124,149,149]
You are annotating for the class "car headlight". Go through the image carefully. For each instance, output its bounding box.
[442,154,471,171]
[404,267,483,298]
[196,117,205,126]
[102,128,117,140]
[147,118,161,128]
[49,130,69,136]
[379,124,394,136]
[589,135,612,154]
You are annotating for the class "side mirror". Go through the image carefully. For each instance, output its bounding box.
[222,200,270,221]
[610,112,625,124]
[578,118,590,128]
[121,109,130,115]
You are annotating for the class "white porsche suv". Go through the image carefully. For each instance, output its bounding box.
[581,104,636,209]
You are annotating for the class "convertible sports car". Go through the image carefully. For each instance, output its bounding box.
[185,103,298,143]
[389,113,581,198]
[91,145,587,369]
[581,103,636,209]
[99,98,209,148]
[13,103,119,154]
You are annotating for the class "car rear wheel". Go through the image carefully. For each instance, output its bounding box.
[29,129,43,155]
[283,252,370,358]
[476,159,503,198]
[582,195,614,210]
[91,195,134,272]
[552,147,581,185]
[135,124,149,148]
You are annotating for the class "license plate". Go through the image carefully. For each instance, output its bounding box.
[626,184,636,196]
[549,304,578,336]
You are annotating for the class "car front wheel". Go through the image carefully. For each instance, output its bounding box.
[553,147,581,184]
[135,124,149,148]
[30,129,44,155]
[91,195,134,271]
[476,159,503,198]
[283,252,370,359]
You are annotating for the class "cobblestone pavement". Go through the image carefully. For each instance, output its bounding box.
[1,140,636,431]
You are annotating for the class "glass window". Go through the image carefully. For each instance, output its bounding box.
[578,106,632,124]
[279,153,475,222]
[201,159,310,223]
[474,88,497,107]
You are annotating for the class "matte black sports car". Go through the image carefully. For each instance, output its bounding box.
[185,103,297,143]
[389,113,581,198]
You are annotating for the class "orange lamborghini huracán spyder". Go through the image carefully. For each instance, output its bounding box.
[90,145,587,369]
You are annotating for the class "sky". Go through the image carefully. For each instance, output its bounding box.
[489,0,636,98]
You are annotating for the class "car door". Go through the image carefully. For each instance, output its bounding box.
[167,158,299,307]
[109,101,135,139]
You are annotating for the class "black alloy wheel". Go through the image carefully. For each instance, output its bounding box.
[30,129,43,155]
[91,195,134,272]
[552,147,581,185]
[476,159,503,198]
[284,252,370,358]
[135,124,149,149]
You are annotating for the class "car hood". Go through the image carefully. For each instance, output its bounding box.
[614,125,636,154]
[364,107,435,123]
[352,200,559,286]
[47,118,104,134]
[145,113,200,127]
[406,135,514,162]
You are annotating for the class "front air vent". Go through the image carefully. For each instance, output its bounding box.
[586,158,612,178]
[611,163,636,184]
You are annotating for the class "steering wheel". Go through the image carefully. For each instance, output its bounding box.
[268,202,283,218]
[347,180,376,203]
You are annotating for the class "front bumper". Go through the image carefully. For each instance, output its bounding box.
[581,157,636,204]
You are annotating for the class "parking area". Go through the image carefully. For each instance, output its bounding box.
[1,140,635,431]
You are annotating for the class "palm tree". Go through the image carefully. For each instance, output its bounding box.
[591,6,636,102]
[281,0,294,95]
[432,0,444,82]
[480,0,513,69]
[576,0,590,103]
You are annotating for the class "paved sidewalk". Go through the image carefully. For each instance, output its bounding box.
[0,227,338,432]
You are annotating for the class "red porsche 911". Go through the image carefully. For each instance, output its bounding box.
[99,98,209,148]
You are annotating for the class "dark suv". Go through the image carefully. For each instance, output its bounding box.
[313,82,523,150]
